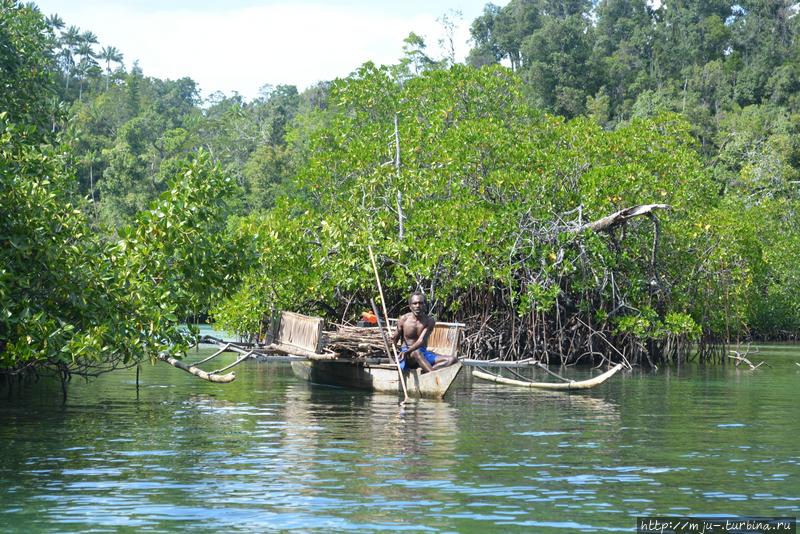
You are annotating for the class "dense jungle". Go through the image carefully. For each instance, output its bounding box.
[2,0,799,386]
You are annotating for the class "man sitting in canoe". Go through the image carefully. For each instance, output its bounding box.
[391,292,457,373]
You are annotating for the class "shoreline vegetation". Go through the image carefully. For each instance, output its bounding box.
[2,1,799,391]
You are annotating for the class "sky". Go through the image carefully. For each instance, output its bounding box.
[34,0,507,101]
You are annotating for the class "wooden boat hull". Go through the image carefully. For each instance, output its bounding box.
[290,360,463,399]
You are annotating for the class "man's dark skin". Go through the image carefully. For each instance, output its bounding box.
[391,293,457,373]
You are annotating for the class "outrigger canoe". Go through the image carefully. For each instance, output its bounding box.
[195,311,621,395]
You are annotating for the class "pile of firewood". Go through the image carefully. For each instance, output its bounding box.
[322,325,390,358]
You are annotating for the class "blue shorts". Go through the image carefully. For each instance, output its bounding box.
[399,345,438,370]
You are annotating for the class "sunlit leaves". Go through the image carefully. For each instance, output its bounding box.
[1,119,242,373]
[215,64,729,348]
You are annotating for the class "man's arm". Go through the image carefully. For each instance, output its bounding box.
[391,314,405,348]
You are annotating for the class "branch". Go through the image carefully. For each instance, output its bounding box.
[577,204,671,234]
[727,347,768,371]
[394,113,405,240]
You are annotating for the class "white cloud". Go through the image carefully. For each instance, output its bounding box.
[44,2,480,100]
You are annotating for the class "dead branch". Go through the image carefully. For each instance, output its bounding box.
[727,347,768,370]
[262,342,341,360]
[577,204,671,233]
[322,325,386,356]
[575,317,633,370]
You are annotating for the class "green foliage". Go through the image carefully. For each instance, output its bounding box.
[214,65,731,356]
[0,115,189,369]
[715,104,800,199]
[3,0,799,376]
[63,76,304,229]
[242,144,291,211]
[1,112,242,374]
[0,1,58,140]
[212,203,320,337]
[685,195,800,339]
[200,85,302,213]
[522,13,596,117]
[460,0,800,342]
[120,150,243,320]
[0,117,101,366]
[68,76,204,228]
[614,309,701,341]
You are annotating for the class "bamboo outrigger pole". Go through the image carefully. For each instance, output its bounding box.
[368,245,409,404]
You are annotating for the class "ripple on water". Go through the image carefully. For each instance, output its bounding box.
[2,354,800,531]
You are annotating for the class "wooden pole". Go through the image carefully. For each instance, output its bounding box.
[210,351,254,374]
[368,245,409,403]
[371,297,400,369]
[192,344,231,366]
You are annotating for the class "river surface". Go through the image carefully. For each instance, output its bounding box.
[1,344,798,532]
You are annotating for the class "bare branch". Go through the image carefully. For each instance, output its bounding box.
[727,346,768,370]
[577,204,672,234]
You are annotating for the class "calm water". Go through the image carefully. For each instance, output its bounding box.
[1,345,798,532]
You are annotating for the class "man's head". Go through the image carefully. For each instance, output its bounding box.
[408,292,427,317]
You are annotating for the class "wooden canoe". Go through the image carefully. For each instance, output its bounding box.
[472,363,623,390]
[291,360,463,399]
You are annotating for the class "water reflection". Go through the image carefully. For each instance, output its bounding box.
[0,351,799,532]
[280,383,460,491]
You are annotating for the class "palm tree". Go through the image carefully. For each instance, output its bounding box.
[59,25,81,91]
[75,41,97,100]
[48,96,67,133]
[42,15,66,71]
[45,14,65,33]
[60,25,81,47]
[99,46,124,90]
[81,31,99,46]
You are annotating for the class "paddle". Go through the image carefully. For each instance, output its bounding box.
[368,245,409,404]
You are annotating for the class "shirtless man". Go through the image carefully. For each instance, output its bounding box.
[391,292,457,373]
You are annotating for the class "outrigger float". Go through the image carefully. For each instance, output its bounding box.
[471,365,623,390]
[192,311,624,397]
